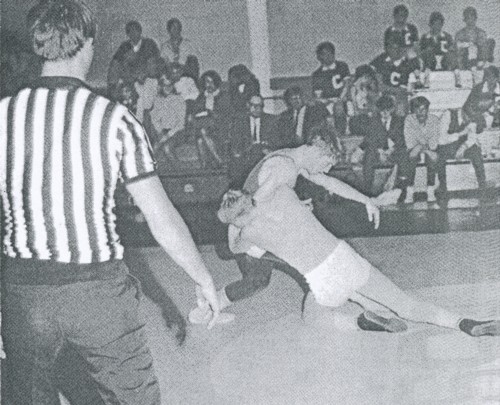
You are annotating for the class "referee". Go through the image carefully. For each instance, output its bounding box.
[0,1,220,404]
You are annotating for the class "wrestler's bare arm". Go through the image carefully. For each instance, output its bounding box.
[303,172,380,229]
[126,175,220,325]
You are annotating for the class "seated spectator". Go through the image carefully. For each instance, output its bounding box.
[350,95,407,195]
[370,39,421,115]
[107,21,160,98]
[403,96,440,203]
[384,4,419,59]
[116,81,139,115]
[463,65,500,132]
[168,62,200,114]
[189,70,233,166]
[160,18,200,79]
[346,65,380,117]
[150,74,187,161]
[420,12,460,87]
[229,95,280,188]
[278,86,329,148]
[455,7,489,71]
[134,56,163,122]
[311,41,350,135]
[436,109,486,197]
[228,64,261,116]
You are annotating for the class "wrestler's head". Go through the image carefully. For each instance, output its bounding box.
[28,0,96,62]
[304,126,339,174]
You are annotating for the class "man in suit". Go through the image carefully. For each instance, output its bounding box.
[350,95,408,195]
[278,86,329,148]
[229,95,280,188]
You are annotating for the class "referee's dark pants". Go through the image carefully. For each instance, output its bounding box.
[1,258,160,405]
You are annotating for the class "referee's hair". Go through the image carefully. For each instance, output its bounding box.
[28,0,96,61]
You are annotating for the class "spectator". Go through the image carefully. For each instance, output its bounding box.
[436,109,486,197]
[350,95,408,196]
[278,86,329,148]
[420,12,460,87]
[160,17,200,79]
[228,64,261,116]
[134,56,163,122]
[311,41,350,135]
[370,39,421,115]
[346,64,380,117]
[229,95,280,188]
[455,7,489,71]
[116,81,139,115]
[107,20,160,96]
[167,62,200,114]
[193,70,232,161]
[150,74,187,161]
[462,65,500,132]
[384,4,419,56]
[403,96,440,203]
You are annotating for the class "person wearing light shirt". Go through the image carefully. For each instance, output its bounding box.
[150,75,187,161]
[436,109,486,195]
[403,96,440,203]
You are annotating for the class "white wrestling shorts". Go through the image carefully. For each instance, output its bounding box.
[304,241,371,307]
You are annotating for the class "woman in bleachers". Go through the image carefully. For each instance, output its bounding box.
[191,70,231,166]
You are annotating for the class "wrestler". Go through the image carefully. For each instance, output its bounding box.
[208,130,500,337]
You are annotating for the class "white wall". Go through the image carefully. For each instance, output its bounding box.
[268,0,500,77]
[2,0,499,85]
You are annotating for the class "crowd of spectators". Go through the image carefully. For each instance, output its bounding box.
[2,5,499,203]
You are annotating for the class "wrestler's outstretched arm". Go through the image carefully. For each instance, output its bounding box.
[127,175,220,329]
[304,172,380,229]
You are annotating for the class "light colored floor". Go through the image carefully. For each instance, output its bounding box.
[67,230,500,404]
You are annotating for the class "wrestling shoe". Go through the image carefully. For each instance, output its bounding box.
[357,311,408,333]
[459,319,500,337]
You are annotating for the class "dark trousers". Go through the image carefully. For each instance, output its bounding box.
[1,258,160,405]
[362,147,408,195]
[407,152,438,187]
[225,253,309,303]
[437,138,486,191]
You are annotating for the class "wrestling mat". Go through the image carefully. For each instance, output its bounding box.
[121,230,500,404]
[209,281,500,405]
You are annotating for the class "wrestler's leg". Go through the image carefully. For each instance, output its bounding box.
[353,260,500,336]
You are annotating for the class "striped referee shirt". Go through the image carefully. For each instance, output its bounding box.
[0,76,156,264]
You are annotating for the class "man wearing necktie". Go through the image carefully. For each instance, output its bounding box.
[350,95,408,196]
[229,95,281,189]
[278,86,329,148]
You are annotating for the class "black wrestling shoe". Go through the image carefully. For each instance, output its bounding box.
[459,318,500,337]
[357,311,408,333]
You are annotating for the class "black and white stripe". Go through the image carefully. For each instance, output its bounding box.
[0,79,156,263]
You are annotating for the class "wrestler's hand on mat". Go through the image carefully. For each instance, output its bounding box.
[365,199,380,229]
[196,284,220,330]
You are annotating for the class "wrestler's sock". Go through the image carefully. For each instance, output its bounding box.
[459,318,500,337]
[357,311,408,333]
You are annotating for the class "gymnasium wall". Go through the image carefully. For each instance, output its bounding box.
[2,0,499,86]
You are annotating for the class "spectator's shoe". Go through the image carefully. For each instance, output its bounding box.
[357,311,408,333]
[404,187,414,204]
[427,186,437,202]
